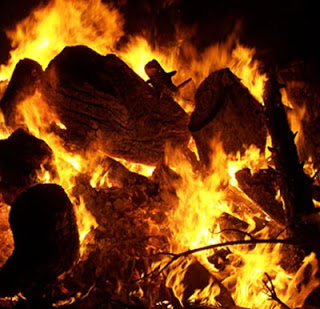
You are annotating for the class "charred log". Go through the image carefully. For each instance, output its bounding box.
[217,212,250,241]
[235,168,285,225]
[263,75,315,224]
[0,128,56,204]
[189,68,267,168]
[145,59,191,98]
[278,62,320,167]
[0,184,79,297]
[0,58,43,127]
[41,46,190,164]
[263,74,320,271]
[181,261,235,308]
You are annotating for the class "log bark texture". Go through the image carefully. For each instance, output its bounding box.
[263,75,315,223]
[235,167,285,225]
[189,68,267,168]
[41,45,190,164]
[263,74,319,272]
[0,46,190,165]
[278,63,320,167]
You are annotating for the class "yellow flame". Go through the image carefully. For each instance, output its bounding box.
[16,92,98,253]
[0,0,123,81]
[155,138,318,308]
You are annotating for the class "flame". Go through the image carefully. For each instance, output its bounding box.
[114,157,156,178]
[15,92,98,254]
[0,0,124,81]
[156,140,319,308]
[119,34,267,113]
[0,0,319,307]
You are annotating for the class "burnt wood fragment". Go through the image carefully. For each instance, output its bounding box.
[217,212,250,241]
[145,59,191,98]
[0,128,56,204]
[235,168,285,225]
[189,68,267,168]
[0,184,79,297]
[41,46,190,164]
[0,58,43,127]
[263,74,315,224]
[181,261,236,308]
[263,74,320,272]
[278,63,320,166]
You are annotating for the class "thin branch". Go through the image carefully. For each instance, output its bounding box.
[132,237,296,283]
[263,272,291,309]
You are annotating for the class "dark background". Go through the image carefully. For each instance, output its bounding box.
[1,0,320,82]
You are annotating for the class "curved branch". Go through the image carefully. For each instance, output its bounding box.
[133,237,297,283]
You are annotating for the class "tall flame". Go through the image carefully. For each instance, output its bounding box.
[0,0,124,81]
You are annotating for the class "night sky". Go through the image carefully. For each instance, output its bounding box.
[1,0,320,83]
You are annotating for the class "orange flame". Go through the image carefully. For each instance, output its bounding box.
[0,0,123,81]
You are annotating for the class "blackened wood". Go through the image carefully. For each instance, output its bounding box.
[189,68,267,168]
[42,46,190,165]
[235,168,285,225]
[0,58,43,127]
[0,128,56,205]
[278,63,320,166]
[181,261,235,308]
[0,184,79,297]
[263,74,315,224]
[145,59,177,96]
[263,75,319,272]
[144,59,191,98]
[217,212,250,241]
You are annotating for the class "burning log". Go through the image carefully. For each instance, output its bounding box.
[0,58,43,127]
[263,74,320,275]
[41,45,190,164]
[278,63,320,166]
[181,261,236,308]
[0,46,190,165]
[235,167,285,225]
[189,68,267,168]
[0,184,79,297]
[0,128,56,205]
[145,59,192,97]
[263,75,315,224]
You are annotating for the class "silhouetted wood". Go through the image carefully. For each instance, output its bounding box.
[263,74,315,224]
[0,184,79,297]
[145,59,191,97]
[263,74,320,272]
[189,68,267,168]
[0,128,56,205]
[42,46,190,165]
[235,168,285,225]
[278,62,320,167]
[0,58,43,127]
[181,261,235,308]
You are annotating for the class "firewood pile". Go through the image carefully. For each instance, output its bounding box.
[0,45,320,308]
